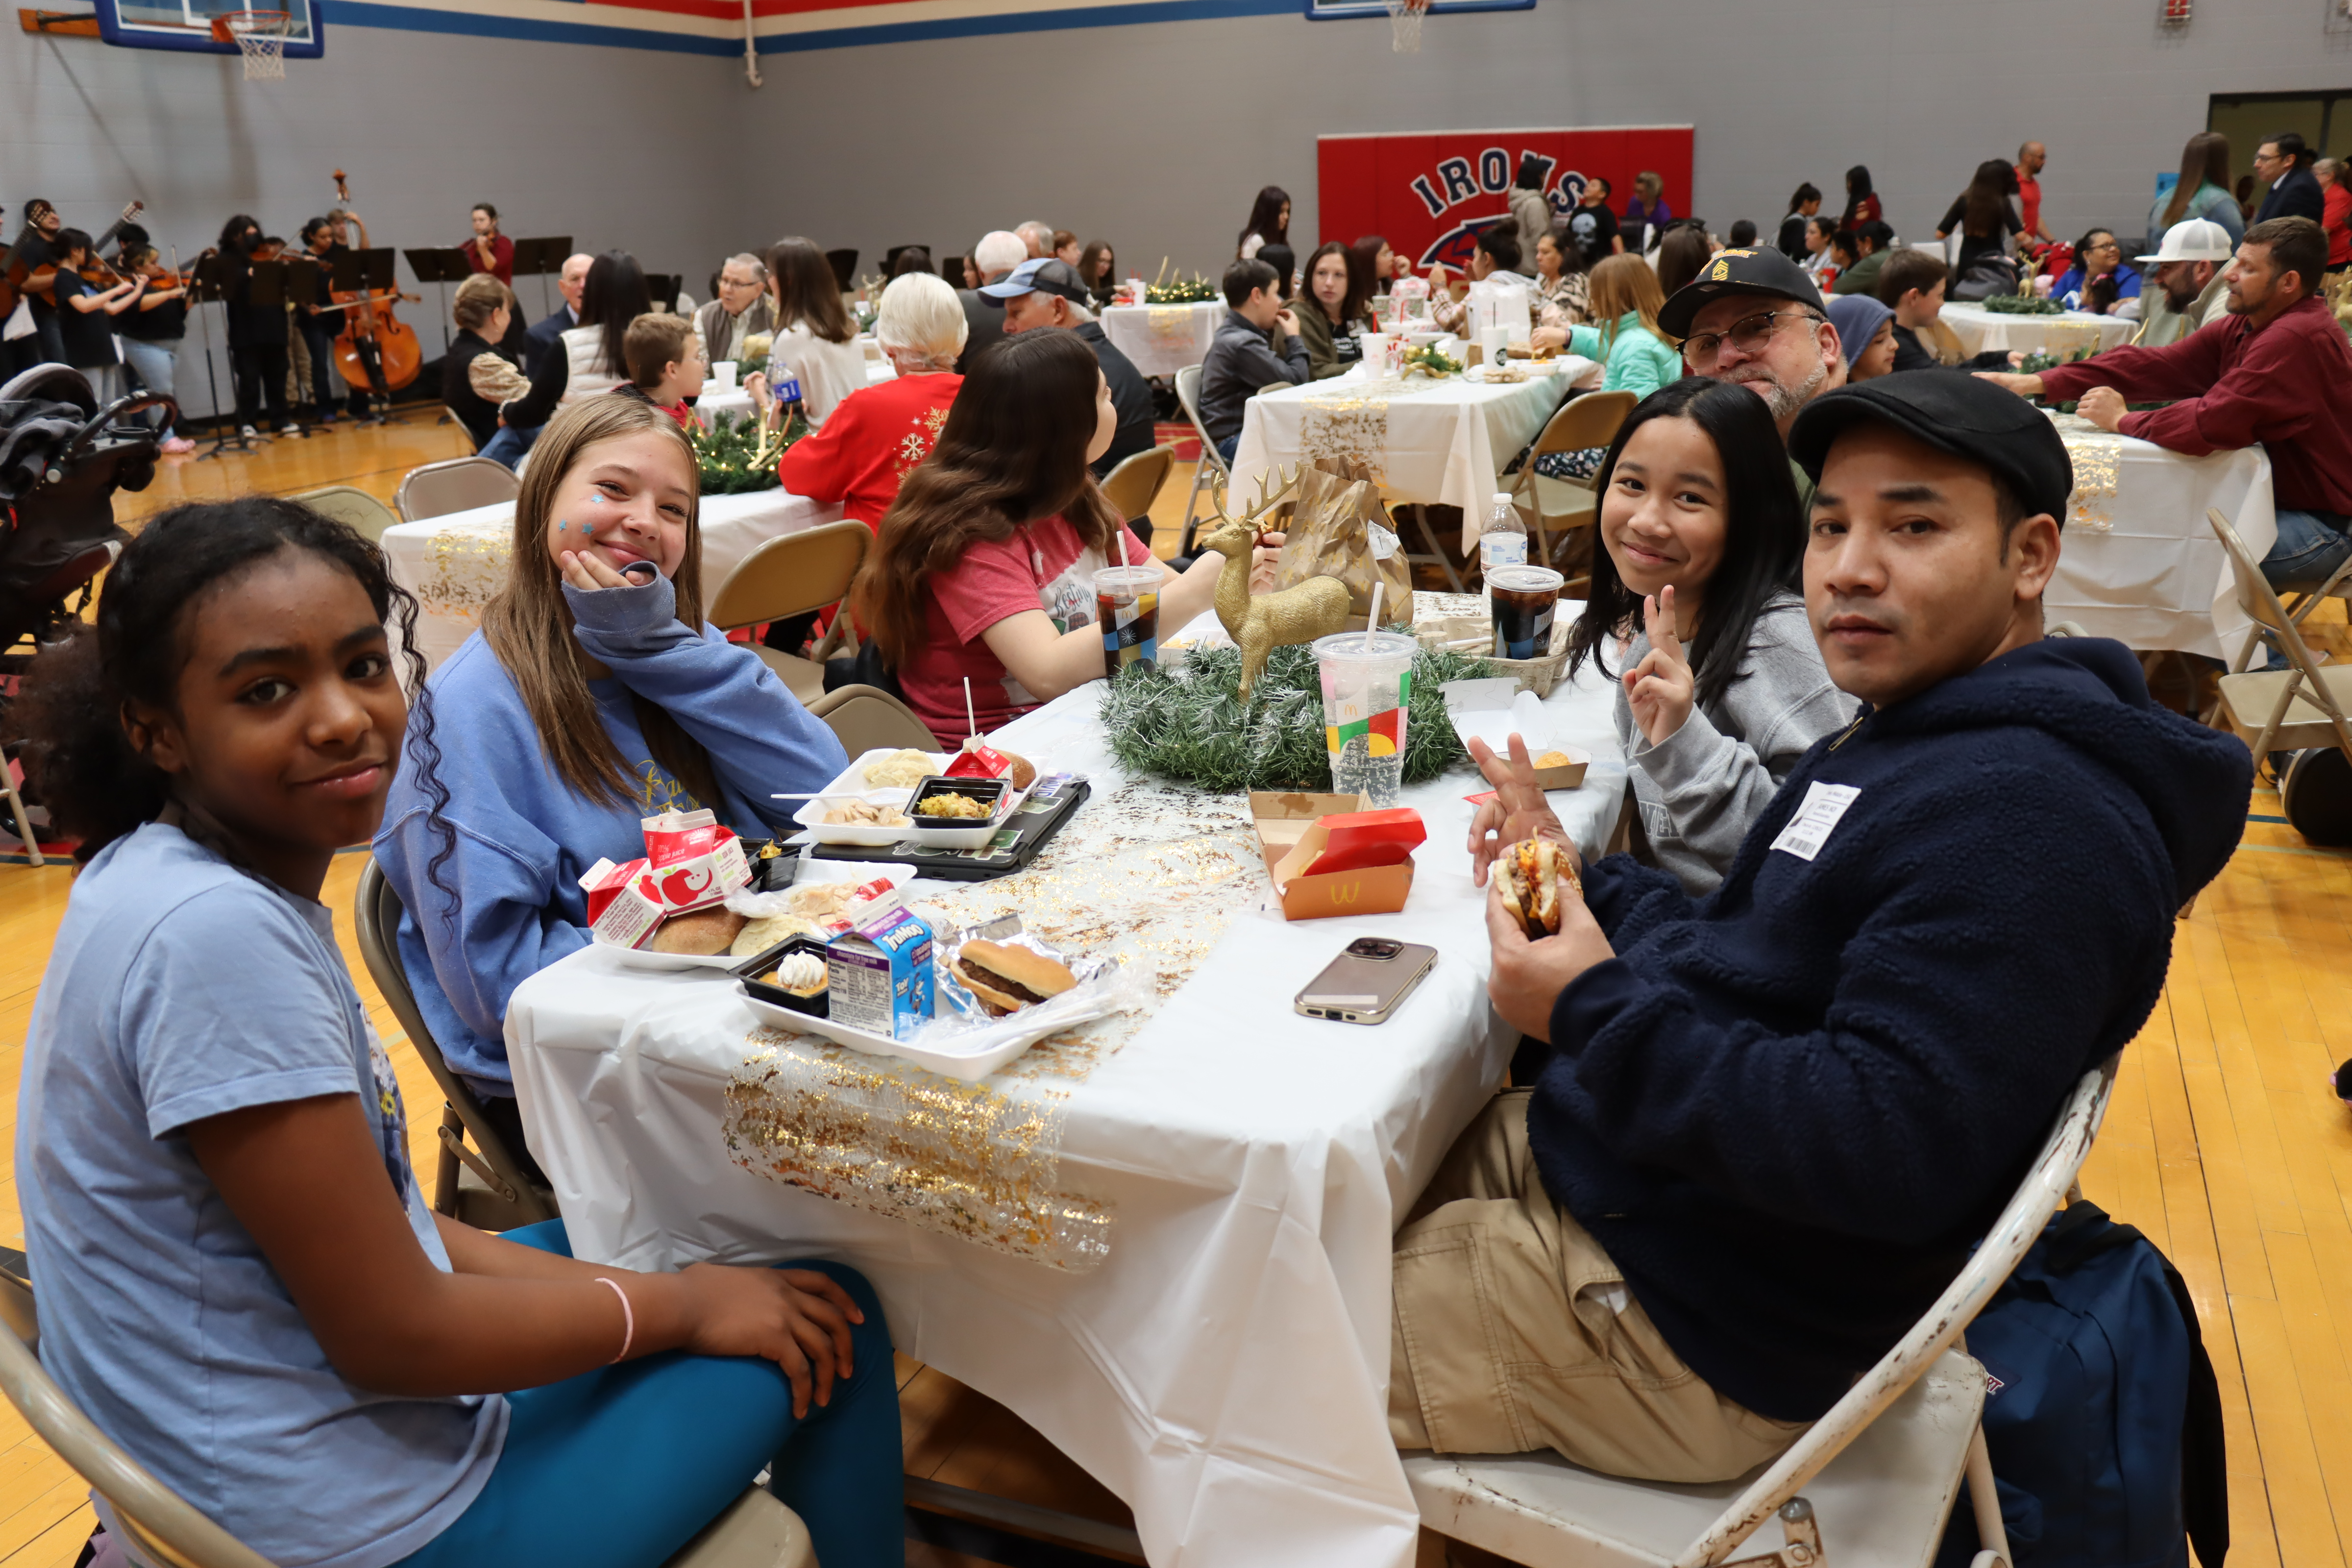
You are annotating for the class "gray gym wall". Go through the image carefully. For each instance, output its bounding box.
[6,0,2347,416]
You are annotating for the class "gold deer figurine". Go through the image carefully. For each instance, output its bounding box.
[1196,464,1352,701]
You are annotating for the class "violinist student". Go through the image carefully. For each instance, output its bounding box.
[295,218,349,429]
[112,231,197,454]
[5,199,68,373]
[218,215,299,441]
[466,202,515,286]
[48,229,145,405]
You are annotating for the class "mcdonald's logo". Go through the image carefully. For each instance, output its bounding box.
[1328,881,1360,905]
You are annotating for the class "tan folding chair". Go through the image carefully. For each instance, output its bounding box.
[291,485,401,546]
[707,520,871,704]
[1409,1057,2117,1568]
[394,456,521,524]
[2206,507,2352,769]
[0,1267,816,1568]
[806,684,941,754]
[354,859,558,1234]
[1099,445,1175,526]
[1,758,43,867]
[1174,364,1228,555]
[1511,390,1637,578]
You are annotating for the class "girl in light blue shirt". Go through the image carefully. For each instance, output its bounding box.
[15,496,900,1568]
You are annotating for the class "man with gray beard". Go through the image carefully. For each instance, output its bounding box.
[1658,246,1846,507]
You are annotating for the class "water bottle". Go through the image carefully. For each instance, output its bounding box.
[1480,492,1527,577]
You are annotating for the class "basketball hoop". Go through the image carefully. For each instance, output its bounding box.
[1385,0,1427,51]
[211,9,291,79]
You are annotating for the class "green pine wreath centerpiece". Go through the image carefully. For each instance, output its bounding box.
[1979,294,2065,316]
[690,410,805,495]
[1098,641,1494,793]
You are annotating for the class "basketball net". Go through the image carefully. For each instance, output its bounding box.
[1385,0,1427,51]
[220,10,291,79]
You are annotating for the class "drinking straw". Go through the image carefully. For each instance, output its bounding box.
[963,677,978,744]
[1364,582,1385,651]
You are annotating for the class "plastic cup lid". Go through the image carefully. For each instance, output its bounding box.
[1312,630,1419,662]
[1488,565,1564,591]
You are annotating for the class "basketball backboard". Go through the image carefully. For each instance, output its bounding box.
[92,0,323,57]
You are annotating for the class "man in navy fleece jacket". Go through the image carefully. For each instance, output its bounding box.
[1389,372,2251,1483]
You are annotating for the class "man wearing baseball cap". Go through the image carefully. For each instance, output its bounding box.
[1397,370,2247,1489]
[983,257,1155,482]
[1660,245,1844,505]
[2130,218,2235,349]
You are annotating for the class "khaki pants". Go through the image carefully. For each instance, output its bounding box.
[1391,1091,1808,1484]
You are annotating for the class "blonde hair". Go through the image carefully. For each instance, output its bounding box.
[875,271,968,369]
[1586,254,1668,349]
[480,397,714,808]
[452,272,514,334]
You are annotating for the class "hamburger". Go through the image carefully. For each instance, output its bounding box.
[1495,839,1579,941]
[953,939,1078,1017]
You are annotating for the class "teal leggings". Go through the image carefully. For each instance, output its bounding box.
[392,1221,903,1568]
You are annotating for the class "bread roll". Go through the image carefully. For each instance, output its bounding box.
[650,907,748,955]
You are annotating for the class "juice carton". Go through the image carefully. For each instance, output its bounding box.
[826,905,935,1039]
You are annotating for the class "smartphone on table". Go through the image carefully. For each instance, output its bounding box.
[1294,937,1439,1025]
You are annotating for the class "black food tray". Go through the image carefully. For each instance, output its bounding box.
[781,778,1090,882]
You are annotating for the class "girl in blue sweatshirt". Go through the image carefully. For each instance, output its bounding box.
[14,498,900,1568]
[373,396,848,1161]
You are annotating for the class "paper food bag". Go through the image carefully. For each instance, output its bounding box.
[1274,459,1414,630]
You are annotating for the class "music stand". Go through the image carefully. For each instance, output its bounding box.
[406,246,472,357]
[330,249,398,422]
[185,251,250,460]
[512,236,572,321]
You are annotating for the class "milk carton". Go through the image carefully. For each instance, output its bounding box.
[577,809,752,948]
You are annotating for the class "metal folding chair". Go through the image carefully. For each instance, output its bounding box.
[1408,1057,2119,1568]
[2206,507,2352,767]
[706,519,870,703]
[806,683,941,754]
[1099,445,1176,527]
[1173,364,1228,556]
[353,859,557,1233]
[394,456,520,524]
[291,485,400,546]
[1512,389,1637,578]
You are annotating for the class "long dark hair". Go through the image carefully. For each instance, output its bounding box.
[480,396,715,809]
[1304,241,1367,327]
[1961,159,2014,239]
[766,235,855,345]
[853,330,1118,668]
[3,498,449,882]
[580,250,651,377]
[1239,185,1290,256]
[1567,378,1806,710]
[1655,225,1714,298]
[1840,165,1874,229]
[1348,235,1390,301]
[2163,131,2232,228]
[1077,239,1115,297]
[217,213,261,255]
[1258,243,1297,299]
[1788,182,1821,215]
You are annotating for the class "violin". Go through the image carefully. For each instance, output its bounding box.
[327,170,422,395]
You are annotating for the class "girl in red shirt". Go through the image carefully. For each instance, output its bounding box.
[851,331,1277,739]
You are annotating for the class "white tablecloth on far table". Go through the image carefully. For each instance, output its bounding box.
[1099,300,1224,377]
[381,488,844,671]
[2041,412,2276,657]
[1942,303,2136,359]
[1231,360,1592,532]
[694,357,898,428]
[505,668,1630,1568]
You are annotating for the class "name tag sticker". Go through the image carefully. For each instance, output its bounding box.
[1770,782,1861,862]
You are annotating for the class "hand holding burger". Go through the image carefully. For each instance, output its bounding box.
[1484,838,1612,1043]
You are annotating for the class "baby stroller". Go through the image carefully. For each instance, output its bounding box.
[1,365,170,857]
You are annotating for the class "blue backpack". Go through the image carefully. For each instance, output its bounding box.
[1933,1200,2228,1568]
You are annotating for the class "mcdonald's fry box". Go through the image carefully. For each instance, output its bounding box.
[1250,794,1425,920]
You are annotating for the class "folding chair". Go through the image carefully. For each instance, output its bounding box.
[291,485,400,546]
[0,1267,815,1568]
[806,683,941,754]
[707,519,870,704]
[2206,507,2352,768]
[1,753,42,867]
[394,456,520,524]
[1173,364,1228,555]
[1511,390,1636,581]
[1099,445,1175,527]
[1408,1056,2119,1568]
[353,859,558,1233]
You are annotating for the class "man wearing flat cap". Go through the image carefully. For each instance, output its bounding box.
[1389,372,2250,1485]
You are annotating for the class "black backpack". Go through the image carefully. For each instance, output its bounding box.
[2280,745,2352,845]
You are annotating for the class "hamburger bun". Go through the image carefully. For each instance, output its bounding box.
[953,939,1077,1016]
[649,907,748,955]
[996,751,1038,791]
[1495,839,1578,942]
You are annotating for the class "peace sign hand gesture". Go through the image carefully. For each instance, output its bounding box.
[1623,586,1696,747]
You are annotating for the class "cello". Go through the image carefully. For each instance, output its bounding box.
[326,171,421,413]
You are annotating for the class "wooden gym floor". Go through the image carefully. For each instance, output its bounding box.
[2,414,2349,1567]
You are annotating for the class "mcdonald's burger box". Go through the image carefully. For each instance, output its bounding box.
[1250,794,1426,920]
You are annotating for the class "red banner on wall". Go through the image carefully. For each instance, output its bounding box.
[1318,127,1695,271]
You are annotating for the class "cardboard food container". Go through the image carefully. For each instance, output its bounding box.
[1443,678,1590,790]
[826,904,935,1039]
[1250,793,1424,920]
[579,809,753,949]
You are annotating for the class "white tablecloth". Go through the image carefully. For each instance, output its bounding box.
[381,488,844,672]
[505,667,1630,1568]
[1942,303,2137,358]
[1230,361,1592,531]
[1099,300,1224,377]
[694,357,898,429]
[2041,412,2276,657]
